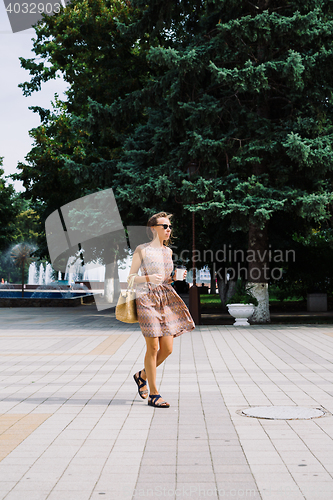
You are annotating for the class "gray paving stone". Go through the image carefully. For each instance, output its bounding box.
[176,472,216,482]
[213,464,259,474]
[47,492,92,500]
[2,492,50,500]
[8,481,55,491]
[52,480,96,491]
[2,307,333,499]
[132,482,176,495]
[211,455,249,465]
[0,482,16,492]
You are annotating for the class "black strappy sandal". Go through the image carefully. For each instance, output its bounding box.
[148,394,170,408]
[133,370,148,399]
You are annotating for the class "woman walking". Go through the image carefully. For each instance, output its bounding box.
[129,212,195,408]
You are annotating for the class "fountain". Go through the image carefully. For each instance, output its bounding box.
[69,283,91,296]
[38,263,45,285]
[1,258,93,307]
[45,263,53,284]
[0,282,94,306]
[28,262,38,285]
[64,256,85,284]
[28,261,55,286]
[1,246,97,307]
[10,243,35,297]
[31,283,72,299]
[0,283,16,296]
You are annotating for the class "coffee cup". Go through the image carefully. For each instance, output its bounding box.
[175,266,186,281]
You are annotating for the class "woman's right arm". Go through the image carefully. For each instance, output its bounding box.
[128,248,146,284]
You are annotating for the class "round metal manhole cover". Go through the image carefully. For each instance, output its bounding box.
[240,406,326,420]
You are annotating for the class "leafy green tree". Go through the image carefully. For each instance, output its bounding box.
[17,0,149,194]
[16,0,150,267]
[12,199,41,244]
[15,98,90,258]
[19,0,148,109]
[0,157,18,252]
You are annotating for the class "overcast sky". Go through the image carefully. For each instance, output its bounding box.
[0,3,68,192]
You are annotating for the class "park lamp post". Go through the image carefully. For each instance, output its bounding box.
[187,161,201,325]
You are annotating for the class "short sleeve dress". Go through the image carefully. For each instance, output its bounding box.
[135,243,195,338]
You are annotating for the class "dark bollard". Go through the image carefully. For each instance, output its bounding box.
[189,284,201,325]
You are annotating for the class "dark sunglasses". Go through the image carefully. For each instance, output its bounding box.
[155,224,172,230]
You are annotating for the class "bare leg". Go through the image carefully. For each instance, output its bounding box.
[143,336,174,407]
[139,335,173,383]
[144,337,159,395]
[157,336,173,367]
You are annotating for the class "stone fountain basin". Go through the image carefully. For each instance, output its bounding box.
[0,291,96,307]
[0,291,91,298]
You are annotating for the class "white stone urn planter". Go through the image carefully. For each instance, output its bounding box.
[227,303,255,326]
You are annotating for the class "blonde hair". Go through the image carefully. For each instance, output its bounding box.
[147,211,173,245]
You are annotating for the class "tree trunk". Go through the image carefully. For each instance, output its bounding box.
[217,277,226,306]
[104,259,120,304]
[217,273,237,308]
[247,282,270,323]
[209,262,216,294]
[248,223,270,323]
[226,280,237,303]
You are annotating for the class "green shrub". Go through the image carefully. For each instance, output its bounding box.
[226,281,258,306]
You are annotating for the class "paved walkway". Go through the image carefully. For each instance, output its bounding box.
[1,306,333,499]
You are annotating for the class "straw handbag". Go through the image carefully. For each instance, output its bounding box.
[115,274,138,323]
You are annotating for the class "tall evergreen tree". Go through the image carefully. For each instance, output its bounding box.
[100,0,333,321]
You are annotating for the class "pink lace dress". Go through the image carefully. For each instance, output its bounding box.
[135,243,195,338]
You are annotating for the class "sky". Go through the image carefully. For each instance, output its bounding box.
[0,2,68,192]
